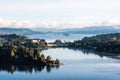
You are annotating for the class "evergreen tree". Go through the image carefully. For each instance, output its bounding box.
[11,49,15,57]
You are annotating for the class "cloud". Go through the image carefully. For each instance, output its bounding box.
[0,19,39,28]
[0,0,120,26]
[103,19,120,25]
[101,19,120,29]
[0,18,86,29]
[0,18,120,29]
[0,19,15,27]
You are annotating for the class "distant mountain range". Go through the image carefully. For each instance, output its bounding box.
[0,25,120,35]
[0,28,42,35]
[58,26,120,34]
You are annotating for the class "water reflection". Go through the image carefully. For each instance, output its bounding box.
[68,47,120,60]
[0,64,60,74]
[1,48,120,80]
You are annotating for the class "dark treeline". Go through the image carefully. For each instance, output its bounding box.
[71,33,120,53]
[0,34,61,66]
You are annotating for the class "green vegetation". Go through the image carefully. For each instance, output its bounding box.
[71,33,120,53]
[0,34,61,66]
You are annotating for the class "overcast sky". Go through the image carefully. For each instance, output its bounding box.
[0,0,120,28]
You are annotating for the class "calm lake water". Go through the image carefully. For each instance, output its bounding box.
[30,34,95,42]
[1,48,120,80]
[1,34,120,80]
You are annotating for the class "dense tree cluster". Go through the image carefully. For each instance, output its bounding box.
[72,33,120,53]
[0,45,60,66]
[0,34,61,66]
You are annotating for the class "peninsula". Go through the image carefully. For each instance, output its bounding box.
[0,34,61,66]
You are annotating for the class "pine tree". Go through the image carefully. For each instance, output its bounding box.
[55,59,60,64]
[11,49,15,57]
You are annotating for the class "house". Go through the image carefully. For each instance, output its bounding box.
[29,39,41,43]
[47,43,57,47]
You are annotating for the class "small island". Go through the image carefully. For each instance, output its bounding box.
[0,34,61,67]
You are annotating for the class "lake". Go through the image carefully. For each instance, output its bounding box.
[1,34,120,80]
[29,34,95,42]
[1,48,120,80]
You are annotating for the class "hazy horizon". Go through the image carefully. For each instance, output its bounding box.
[0,0,120,29]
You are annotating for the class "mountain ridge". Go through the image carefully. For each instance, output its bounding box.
[0,25,120,35]
[0,28,42,35]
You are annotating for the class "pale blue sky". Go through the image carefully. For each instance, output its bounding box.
[0,0,120,28]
